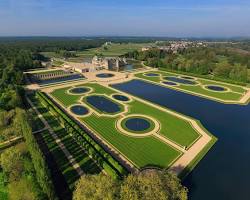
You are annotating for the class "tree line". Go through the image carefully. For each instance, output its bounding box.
[125,46,250,83]
[73,170,187,200]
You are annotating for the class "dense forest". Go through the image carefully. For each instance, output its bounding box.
[125,45,250,84]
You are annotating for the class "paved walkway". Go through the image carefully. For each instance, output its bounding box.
[32,127,48,134]
[0,136,23,147]
[239,89,250,104]
[26,96,84,176]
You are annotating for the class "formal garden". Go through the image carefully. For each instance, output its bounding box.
[135,70,248,102]
[48,82,203,170]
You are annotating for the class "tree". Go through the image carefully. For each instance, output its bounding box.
[73,171,188,200]
[8,178,37,200]
[229,63,248,82]
[0,145,24,181]
[120,170,187,200]
[214,60,232,78]
[73,174,120,200]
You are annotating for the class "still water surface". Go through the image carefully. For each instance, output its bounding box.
[112,79,250,200]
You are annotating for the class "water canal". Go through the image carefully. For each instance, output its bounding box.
[112,79,250,200]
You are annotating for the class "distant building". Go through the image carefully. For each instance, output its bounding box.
[92,56,127,71]
[141,47,151,51]
[63,62,104,73]
[63,56,127,73]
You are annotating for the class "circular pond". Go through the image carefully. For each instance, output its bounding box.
[69,87,90,94]
[96,73,115,78]
[121,116,155,133]
[162,81,178,86]
[112,94,130,102]
[206,85,226,92]
[144,73,160,77]
[70,105,89,116]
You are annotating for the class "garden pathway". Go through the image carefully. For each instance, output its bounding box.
[26,96,84,176]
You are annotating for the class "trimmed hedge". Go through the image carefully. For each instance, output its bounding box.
[36,92,128,179]
[16,108,56,200]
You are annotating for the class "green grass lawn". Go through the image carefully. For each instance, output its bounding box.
[42,43,153,62]
[77,43,152,57]
[82,114,181,168]
[29,94,101,190]
[49,82,204,168]
[51,86,80,107]
[135,71,247,101]
[128,101,199,147]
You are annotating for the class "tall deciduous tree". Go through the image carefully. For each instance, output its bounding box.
[73,174,120,200]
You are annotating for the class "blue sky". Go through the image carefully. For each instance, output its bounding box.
[0,0,250,37]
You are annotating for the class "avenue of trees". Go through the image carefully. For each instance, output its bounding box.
[73,170,187,200]
[125,46,250,83]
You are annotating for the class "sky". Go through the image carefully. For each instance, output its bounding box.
[0,0,250,37]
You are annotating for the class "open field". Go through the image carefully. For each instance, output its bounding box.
[76,43,152,57]
[42,43,152,63]
[49,82,204,169]
[135,70,248,102]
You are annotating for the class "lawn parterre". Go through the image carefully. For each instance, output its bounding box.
[135,70,248,101]
[49,82,201,169]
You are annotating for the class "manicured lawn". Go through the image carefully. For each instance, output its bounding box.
[128,101,200,147]
[50,83,115,107]
[76,43,152,57]
[135,71,247,101]
[82,114,181,168]
[51,87,81,107]
[49,82,206,168]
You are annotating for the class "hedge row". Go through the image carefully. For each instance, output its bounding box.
[16,108,56,199]
[36,92,128,179]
